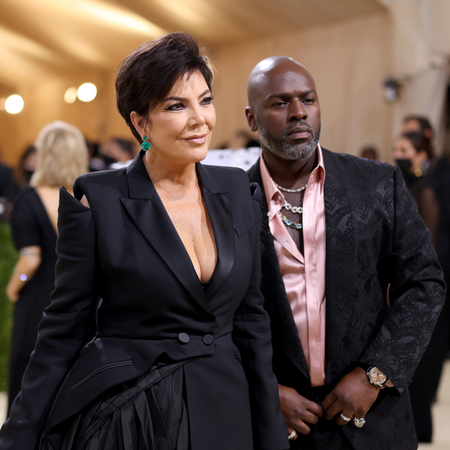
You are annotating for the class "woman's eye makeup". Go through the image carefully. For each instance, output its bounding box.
[166,96,214,110]
[166,102,185,111]
[201,96,214,105]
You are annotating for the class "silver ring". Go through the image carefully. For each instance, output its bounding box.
[288,429,297,440]
[353,416,366,428]
[340,413,352,422]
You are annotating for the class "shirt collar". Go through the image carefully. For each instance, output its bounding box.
[260,143,326,219]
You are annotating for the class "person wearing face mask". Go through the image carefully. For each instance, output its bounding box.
[393,130,447,443]
[393,131,439,247]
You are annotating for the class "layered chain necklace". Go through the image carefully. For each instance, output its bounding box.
[275,182,307,230]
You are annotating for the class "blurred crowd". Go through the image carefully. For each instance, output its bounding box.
[0,134,140,220]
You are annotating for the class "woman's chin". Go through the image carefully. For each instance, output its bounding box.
[188,145,209,163]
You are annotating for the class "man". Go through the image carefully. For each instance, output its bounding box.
[246,56,445,449]
[402,115,434,141]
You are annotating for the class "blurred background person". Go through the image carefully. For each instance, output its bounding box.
[394,129,449,443]
[86,141,106,172]
[402,115,434,140]
[359,145,379,160]
[5,121,89,416]
[218,129,260,150]
[0,149,18,222]
[401,115,450,192]
[394,131,439,243]
[100,137,136,169]
[12,146,37,192]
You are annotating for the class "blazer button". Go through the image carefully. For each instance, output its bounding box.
[202,334,214,345]
[178,332,190,344]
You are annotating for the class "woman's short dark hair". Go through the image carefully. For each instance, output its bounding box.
[116,32,214,143]
[402,131,434,160]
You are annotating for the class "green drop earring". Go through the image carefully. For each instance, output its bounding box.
[141,135,151,151]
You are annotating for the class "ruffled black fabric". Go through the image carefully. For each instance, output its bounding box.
[60,361,188,450]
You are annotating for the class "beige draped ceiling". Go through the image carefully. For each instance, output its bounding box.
[0,0,449,165]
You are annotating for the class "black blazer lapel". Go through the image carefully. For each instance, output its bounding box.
[196,163,235,299]
[120,153,211,314]
[322,150,358,382]
[248,161,310,382]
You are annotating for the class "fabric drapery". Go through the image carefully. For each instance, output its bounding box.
[57,361,188,450]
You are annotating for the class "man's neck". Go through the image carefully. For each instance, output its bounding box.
[261,146,318,189]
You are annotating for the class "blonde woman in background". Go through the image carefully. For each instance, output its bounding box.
[5,121,88,416]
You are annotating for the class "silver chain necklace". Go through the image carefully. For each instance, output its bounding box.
[275,182,306,230]
[275,182,307,193]
[282,200,303,215]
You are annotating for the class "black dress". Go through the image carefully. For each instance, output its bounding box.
[8,187,57,414]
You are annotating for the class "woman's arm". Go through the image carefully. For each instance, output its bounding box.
[6,246,42,302]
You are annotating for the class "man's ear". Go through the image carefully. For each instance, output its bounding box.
[245,107,258,132]
[130,111,147,138]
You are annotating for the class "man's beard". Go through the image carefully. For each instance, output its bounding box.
[256,117,321,161]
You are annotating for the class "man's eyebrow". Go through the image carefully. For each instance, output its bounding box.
[162,89,211,102]
[267,89,317,100]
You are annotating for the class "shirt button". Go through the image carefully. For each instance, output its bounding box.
[202,334,214,345]
[178,332,190,344]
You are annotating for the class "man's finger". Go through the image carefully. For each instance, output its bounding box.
[307,401,324,418]
[323,397,343,421]
[336,411,353,427]
[321,390,335,412]
[287,428,298,441]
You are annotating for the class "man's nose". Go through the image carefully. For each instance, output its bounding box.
[288,99,307,121]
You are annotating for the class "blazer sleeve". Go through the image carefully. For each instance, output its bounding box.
[0,187,99,450]
[232,182,289,450]
[360,166,446,393]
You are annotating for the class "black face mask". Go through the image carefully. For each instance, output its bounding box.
[395,159,412,178]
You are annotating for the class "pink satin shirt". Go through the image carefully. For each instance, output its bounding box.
[260,146,327,387]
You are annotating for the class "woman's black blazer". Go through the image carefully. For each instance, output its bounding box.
[0,152,288,450]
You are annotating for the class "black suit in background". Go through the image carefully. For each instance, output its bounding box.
[248,148,445,450]
[0,152,288,450]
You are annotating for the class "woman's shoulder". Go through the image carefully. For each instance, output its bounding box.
[9,187,35,221]
[10,187,39,216]
[13,186,36,203]
[73,168,128,200]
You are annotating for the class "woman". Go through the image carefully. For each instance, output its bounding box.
[5,121,89,415]
[393,131,439,246]
[13,145,37,191]
[394,130,444,442]
[0,33,288,450]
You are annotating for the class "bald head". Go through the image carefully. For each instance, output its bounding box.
[247,56,315,107]
[245,56,321,162]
